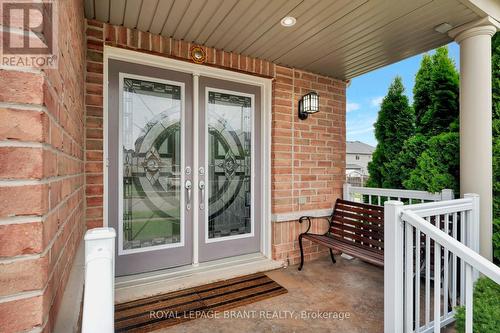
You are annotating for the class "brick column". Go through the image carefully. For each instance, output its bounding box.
[85,20,105,229]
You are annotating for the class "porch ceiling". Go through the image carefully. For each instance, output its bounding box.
[84,0,496,80]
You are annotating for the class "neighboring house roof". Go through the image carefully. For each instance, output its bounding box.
[346,141,375,155]
[346,164,363,170]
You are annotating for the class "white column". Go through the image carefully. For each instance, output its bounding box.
[450,17,498,260]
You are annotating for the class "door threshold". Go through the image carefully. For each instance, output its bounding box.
[115,253,284,303]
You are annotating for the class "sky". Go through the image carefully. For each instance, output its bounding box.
[346,42,460,147]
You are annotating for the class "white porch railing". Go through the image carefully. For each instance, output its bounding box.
[385,194,500,333]
[343,183,454,205]
[82,228,116,333]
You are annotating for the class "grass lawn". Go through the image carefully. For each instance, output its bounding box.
[125,207,181,242]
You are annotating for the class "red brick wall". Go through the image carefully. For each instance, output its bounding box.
[271,67,346,264]
[84,21,345,264]
[272,68,345,213]
[0,1,85,332]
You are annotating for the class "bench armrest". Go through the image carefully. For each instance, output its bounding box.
[298,216,312,234]
[298,216,331,235]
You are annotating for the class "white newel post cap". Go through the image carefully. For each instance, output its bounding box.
[84,227,116,241]
[448,16,499,43]
[84,228,116,264]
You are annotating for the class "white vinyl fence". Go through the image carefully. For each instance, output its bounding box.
[343,184,454,205]
[384,194,500,333]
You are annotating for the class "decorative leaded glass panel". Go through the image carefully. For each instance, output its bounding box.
[122,77,182,250]
[207,91,252,239]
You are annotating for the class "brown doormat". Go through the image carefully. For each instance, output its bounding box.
[115,272,287,332]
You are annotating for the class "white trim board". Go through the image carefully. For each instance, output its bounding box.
[102,46,273,264]
[271,208,333,223]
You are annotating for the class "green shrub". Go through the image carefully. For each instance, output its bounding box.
[493,218,500,264]
[455,277,500,333]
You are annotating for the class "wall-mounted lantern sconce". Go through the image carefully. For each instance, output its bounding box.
[298,91,319,120]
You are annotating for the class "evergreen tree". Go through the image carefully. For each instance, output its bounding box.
[420,47,460,136]
[366,149,384,188]
[384,134,428,188]
[396,46,460,196]
[413,54,433,133]
[404,132,460,193]
[385,55,434,189]
[367,77,415,187]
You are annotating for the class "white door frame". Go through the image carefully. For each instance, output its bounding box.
[102,46,273,261]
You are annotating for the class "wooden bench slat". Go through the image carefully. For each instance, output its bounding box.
[330,223,384,245]
[330,216,384,233]
[334,209,384,225]
[329,235,384,254]
[303,234,384,265]
[330,240,384,260]
[302,235,383,258]
[328,235,384,255]
[336,199,385,213]
[329,227,384,249]
[335,202,384,218]
[330,226,384,245]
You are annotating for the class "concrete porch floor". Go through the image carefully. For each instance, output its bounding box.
[155,255,385,333]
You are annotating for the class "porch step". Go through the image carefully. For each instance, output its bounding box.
[115,254,284,304]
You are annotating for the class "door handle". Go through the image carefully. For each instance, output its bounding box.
[185,180,192,210]
[199,180,205,210]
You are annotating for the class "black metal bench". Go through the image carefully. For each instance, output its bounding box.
[297,199,385,270]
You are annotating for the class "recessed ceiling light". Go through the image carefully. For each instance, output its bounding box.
[281,16,296,27]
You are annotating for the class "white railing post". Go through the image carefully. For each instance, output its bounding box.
[82,227,116,333]
[464,193,480,254]
[465,193,480,282]
[343,183,352,201]
[384,200,405,333]
[465,263,474,333]
[441,189,454,201]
